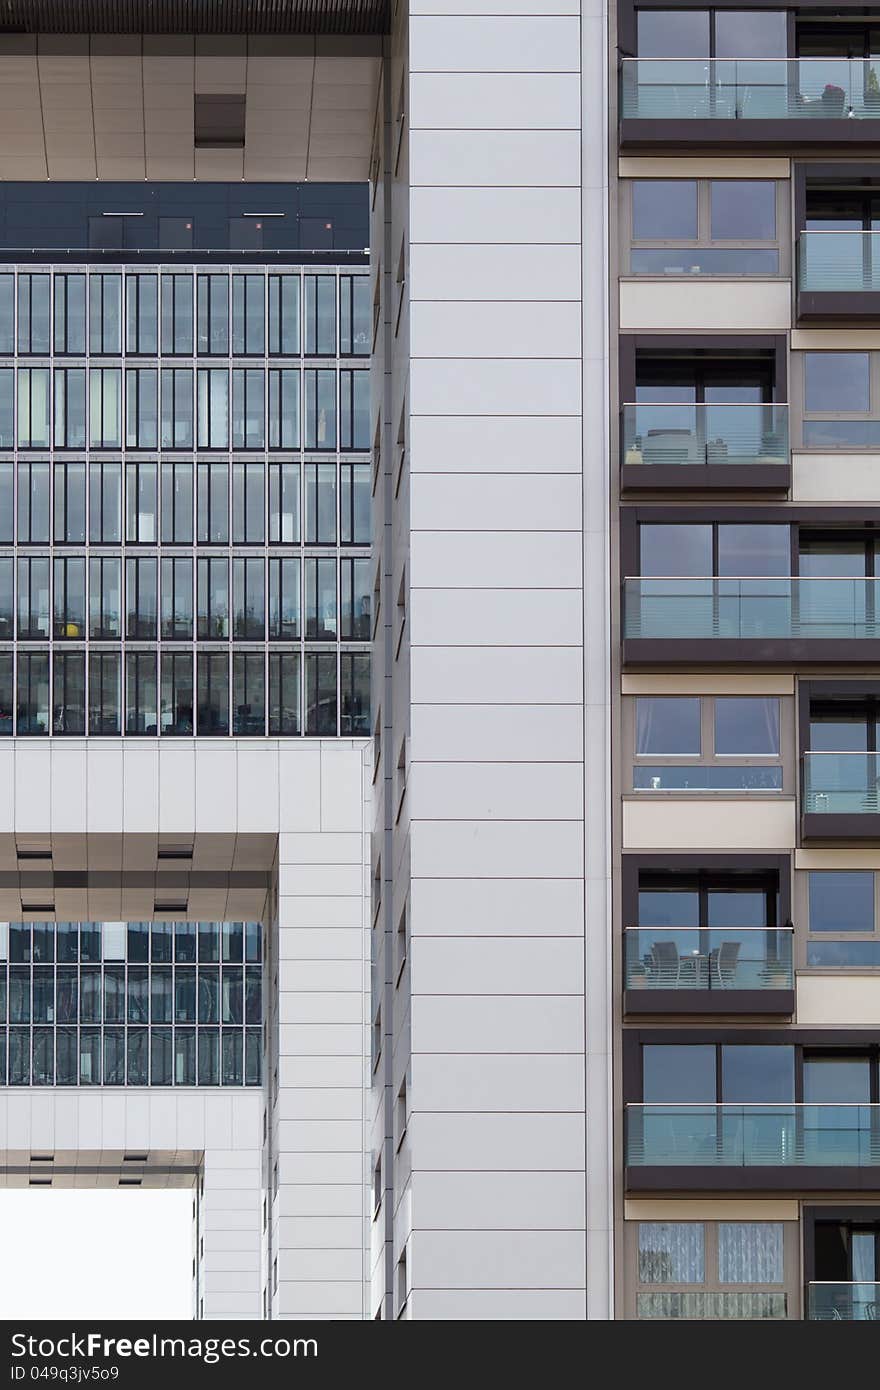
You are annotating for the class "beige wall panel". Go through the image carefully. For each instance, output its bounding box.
[622,798,797,850]
[622,674,794,695]
[793,454,880,503]
[796,848,880,869]
[797,974,880,1027]
[619,156,790,178]
[619,280,791,333]
[792,329,880,349]
[624,1199,799,1221]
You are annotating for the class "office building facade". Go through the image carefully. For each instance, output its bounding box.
[4,0,880,1325]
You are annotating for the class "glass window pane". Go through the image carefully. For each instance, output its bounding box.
[637,11,709,57]
[643,1044,716,1103]
[636,697,700,755]
[639,1224,706,1284]
[633,181,698,240]
[717,525,789,577]
[714,697,780,755]
[809,871,874,932]
[715,11,787,58]
[640,524,712,576]
[804,1057,871,1104]
[721,1045,794,1102]
[805,354,870,413]
[710,182,776,240]
[717,1224,783,1284]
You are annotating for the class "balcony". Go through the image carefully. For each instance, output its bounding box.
[802,751,880,841]
[623,577,880,667]
[620,57,880,150]
[624,927,794,1016]
[807,1283,880,1320]
[621,403,789,494]
[798,230,880,322]
[626,1103,880,1190]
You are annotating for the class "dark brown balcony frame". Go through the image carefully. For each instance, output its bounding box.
[799,679,880,841]
[795,163,880,323]
[621,853,794,1016]
[621,505,880,667]
[618,335,789,495]
[623,1027,880,1191]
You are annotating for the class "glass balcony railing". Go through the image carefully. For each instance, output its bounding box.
[799,231,880,292]
[622,404,788,469]
[804,752,880,814]
[624,577,880,640]
[626,1104,880,1167]
[620,57,880,120]
[807,1283,880,1320]
[624,928,794,991]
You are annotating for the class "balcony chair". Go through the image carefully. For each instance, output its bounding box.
[710,941,741,989]
[648,941,681,988]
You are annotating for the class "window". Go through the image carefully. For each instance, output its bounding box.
[54,369,86,448]
[628,179,782,276]
[89,461,122,542]
[232,368,265,449]
[160,651,193,735]
[0,559,12,638]
[53,557,86,638]
[269,461,300,543]
[197,369,229,448]
[18,461,50,542]
[269,558,300,640]
[125,369,158,448]
[197,651,229,735]
[340,370,370,450]
[18,274,50,354]
[304,276,336,355]
[125,461,158,543]
[197,462,229,544]
[126,651,157,734]
[638,522,790,576]
[89,369,122,448]
[233,653,265,735]
[340,275,370,355]
[305,652,336,735]
[89,557,121,639]
[232,557,265,640]
[197,557,229,639]
[89,275,122,354]
[305,557,337,640]
[340,462,370,544]
[17,557,50,639]
[800,352,880,448]
[125,557,158,639]
[163,553,196,639]
[341,558,371,640]
[160,368,194,449]
[269,651,300,734]
[305,463,337,544]
[161,461,194,543]
[232,274,265,354]
[341,652,370,735]
[54,274,86,353]
[53,651,85,735]
[268,275,300,355]
[232,462,265,544]
[634,1220,788,1320]
[636,9,786,58]
[161,275,194,354]
[0,370,13,448]
[0,275,14,353]
[632,694,783,790]
[806,870,880,967]
[268,369,300,448]
[125,274,158,354]
[54,461,86,543]
[18,369,50,448]
[88,651,121,734]
[197,274,229,355]
[304,369,336,448]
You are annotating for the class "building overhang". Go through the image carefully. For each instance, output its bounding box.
[0,1,390,34]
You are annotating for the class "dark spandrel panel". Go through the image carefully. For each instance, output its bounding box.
[0,183,369,256]
[0,1,390,35]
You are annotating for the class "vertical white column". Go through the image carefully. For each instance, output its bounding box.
[272,743,371,1319]
[385,0,597,1320]
[199,1142,263,1319]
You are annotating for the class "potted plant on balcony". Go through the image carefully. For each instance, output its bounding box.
[820,82,846,116]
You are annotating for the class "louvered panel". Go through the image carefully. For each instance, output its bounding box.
[0,0,390,34]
